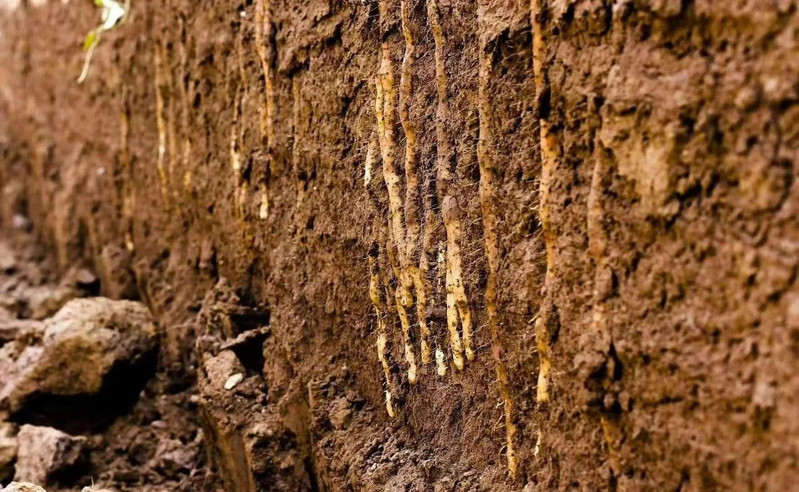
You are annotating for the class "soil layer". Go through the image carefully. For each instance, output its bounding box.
[2,0,799,490]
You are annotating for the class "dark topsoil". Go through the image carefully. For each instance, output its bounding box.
[1,0,799,491]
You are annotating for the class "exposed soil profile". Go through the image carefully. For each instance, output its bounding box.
[1,0,799,491]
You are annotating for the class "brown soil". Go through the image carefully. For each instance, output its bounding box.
[1,0,799,490]
[0,231,221,491]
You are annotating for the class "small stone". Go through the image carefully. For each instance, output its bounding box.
[14,425,85,485]
[11,214,32,232]
[23,286,76,320]
[224,373,244,390]
[0,299,158,428]
[202,350,243,390]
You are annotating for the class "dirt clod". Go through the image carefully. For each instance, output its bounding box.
[0,298,158,432]
[2,482,46,492]
[13,425,86,486]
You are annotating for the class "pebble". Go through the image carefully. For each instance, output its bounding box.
[224,373,244,390]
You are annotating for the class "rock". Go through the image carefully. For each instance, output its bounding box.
[61,267,100,297]
[0,423,17,483]
[23,285,76,320]
[0,320,44,346]
[224,373,244,390]
[2,482,46,492]
[13,425,85,485]
[202,350,244,392]
[0,298,158,431]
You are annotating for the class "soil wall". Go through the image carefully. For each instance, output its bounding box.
[1,0,799,490]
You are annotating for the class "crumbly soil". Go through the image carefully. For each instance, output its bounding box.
[1,0,799,490]
[0,231,222,491]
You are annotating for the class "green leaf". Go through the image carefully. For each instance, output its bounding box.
[94,0,104,6]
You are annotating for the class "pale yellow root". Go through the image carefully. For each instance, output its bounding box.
[259,191,269,219]
[163,44,177,195]
[445,261,465,371]
[230,96,241,175]
[388,219,418,384]
[153,43,168,201]
[255,0,275,220]
[399,0,432,365]
[376,45,413,305]
[435,347,447,376]
[385,389,396,418]
[255,0,276,145]
[476,37,518,477]
[230,31,248,221]
[375,45,419,383]
[532,0,556,404]
[371,253,396,417]
[229,85,245,221]
[442,196,474,362]
[535,316,551,403]
[176,27,193,194]
[119,107,132,219]
[364,132,378,187]
[428,0,474,368]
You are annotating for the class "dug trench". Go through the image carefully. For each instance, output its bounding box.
[2,0,799,491]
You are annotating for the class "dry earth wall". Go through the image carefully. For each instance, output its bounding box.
[2,0,799,490]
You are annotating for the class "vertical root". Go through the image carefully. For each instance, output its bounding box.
[176,21,193,195]
[375,44,419,383]
[477,32,518,477]
[162,44,178,199]
[153,42,169,202]
[376,45,411,303]
[255,0,276,145]
[442,196,474,363]
[370,250,397,418]
[445,258,465,370]
[255,0,275,220]
[364,131,379,187]
[385,215,418,384]
[399,0,431,365]
[532,0,556,404]
[428,0,473,369]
